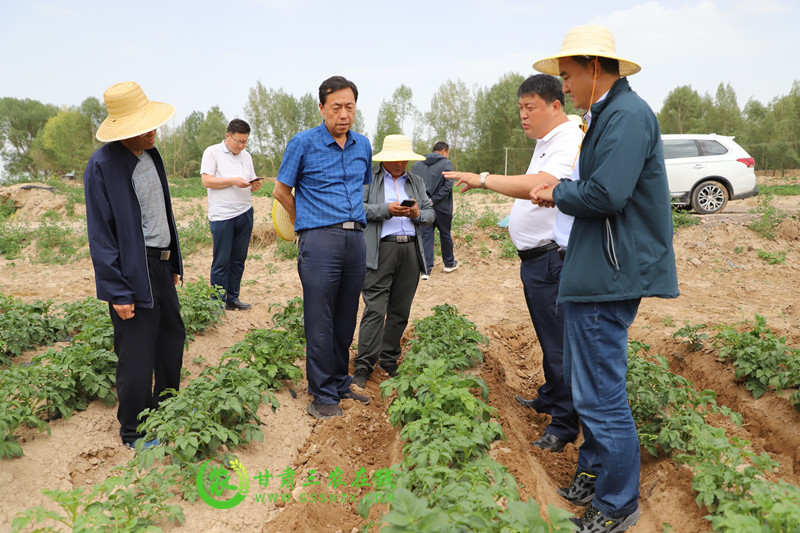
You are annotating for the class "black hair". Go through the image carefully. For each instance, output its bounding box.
[432,141,449,153]
[516,74,565,106]
[319,76,359,105]
[227,119,250,135]
[571,55,620,76]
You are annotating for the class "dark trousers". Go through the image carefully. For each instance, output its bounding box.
[209,207,254,300]
[520,249,579,442]
[355,241,420,372]
[420,207,455,273]
[110,256,185,444]
[297,227,366,405]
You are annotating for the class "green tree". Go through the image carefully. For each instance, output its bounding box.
[79,96,106,141]
[29,110,94,176]
[659,85,704,134]
[703,83,742,136]
[0,97,58,178]
[373,100,401,149]
[470,72,532,174]
[425,80,474,169]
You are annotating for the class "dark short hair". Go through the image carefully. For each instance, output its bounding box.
[517,74,565,106]
[432,141,449,153]
[227,119,250,135]
[319,76,359,105]
[571,55,620,77]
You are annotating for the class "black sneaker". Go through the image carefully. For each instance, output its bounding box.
[558,471,597,506]
[340,388,370,405]
[571,505,641,532]
[352,368,370,388]
[514,394,549,415]
[306,401,342,419]
[378,363,398,378]
[530,432,568,452]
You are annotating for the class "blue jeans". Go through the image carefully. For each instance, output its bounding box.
[563,299,641,518]
[209,207,253,300]
[297,227,366,404]
[420,208,455,273]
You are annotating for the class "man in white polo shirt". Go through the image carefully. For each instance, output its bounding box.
[445,74,582,453]
[201,119,262,310]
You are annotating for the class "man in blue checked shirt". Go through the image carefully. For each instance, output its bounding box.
[273,75,373,419]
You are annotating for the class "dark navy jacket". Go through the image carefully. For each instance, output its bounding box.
[83,141,183,308]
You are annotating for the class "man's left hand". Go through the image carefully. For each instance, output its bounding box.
[531,183,557,208]
[250,179,263,192]
[173,274,180,286]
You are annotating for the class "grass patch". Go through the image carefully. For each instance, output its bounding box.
[673,206,699,229]
[759,184,800,196]
[747,194,787,240]
[274,240,297,260]
[33,222,88,264]
[167,176,207,199]
[0,224,33,259]
[0,198,17,220]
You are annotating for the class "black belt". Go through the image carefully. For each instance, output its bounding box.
[381,235,416,243]
[146,247,171,260]
[517,242,559,261]
[325,222,364,230]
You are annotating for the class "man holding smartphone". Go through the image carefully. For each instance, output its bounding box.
[201,118,262,310]
[352,135,434,388]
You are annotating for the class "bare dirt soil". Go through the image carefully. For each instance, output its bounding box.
[1,174,799,532]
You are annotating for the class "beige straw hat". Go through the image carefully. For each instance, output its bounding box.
[533,25,641,77]
[372,135,425,162]
[272,195,295,241]
[96,81,175,142]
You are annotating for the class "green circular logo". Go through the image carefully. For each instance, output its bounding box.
[197,458,249,509]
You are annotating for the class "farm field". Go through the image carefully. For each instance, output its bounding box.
[1,173,799,532]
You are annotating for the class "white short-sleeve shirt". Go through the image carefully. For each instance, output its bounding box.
[509,120,583,250]
[200,141,256,222]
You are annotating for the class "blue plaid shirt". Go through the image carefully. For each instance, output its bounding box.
[277,122,373,232]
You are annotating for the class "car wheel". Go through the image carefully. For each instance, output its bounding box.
[691,180,728,214]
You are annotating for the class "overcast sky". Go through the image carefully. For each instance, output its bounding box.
[1,0,798,141]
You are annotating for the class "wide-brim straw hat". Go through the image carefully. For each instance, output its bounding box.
[272,196,295,241]
[373,134,425,162]
[533,25,641,77]
[96,81,175,142]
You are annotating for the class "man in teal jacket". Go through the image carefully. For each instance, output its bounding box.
[532,25,679,533]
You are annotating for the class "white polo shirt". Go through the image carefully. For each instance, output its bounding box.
[200,141,257,222]
[509,120,583,250]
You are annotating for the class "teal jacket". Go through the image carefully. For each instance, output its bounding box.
[553,77,679,303]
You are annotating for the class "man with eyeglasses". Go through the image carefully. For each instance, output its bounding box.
[201,118,262,311]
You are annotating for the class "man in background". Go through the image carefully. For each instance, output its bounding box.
[353,134,434,388]
[412,141,457,278]
[201,118,262,311]
[84,81,185,450]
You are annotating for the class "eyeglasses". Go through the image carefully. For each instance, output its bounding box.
[228,134,248,146]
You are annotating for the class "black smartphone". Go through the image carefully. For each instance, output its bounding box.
[250,177,264,182]
[400,199,416,207]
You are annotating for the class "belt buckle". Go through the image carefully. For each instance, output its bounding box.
[397,235,409,243]
[342,221,356,230]
[160,250,171,260]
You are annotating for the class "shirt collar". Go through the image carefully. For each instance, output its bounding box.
[320,121,353,147]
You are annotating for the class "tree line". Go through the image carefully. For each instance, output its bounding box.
[2,75,799,182]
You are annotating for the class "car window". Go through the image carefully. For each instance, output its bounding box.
[663,139,700,159]
[698,140,729,156]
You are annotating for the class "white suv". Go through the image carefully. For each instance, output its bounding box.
[662,134,758,214]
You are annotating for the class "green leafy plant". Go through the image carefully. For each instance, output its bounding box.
[672,205,699,229]
[755,248,787,264]
[673,322,708,351]
[274,239,298,260]
[222,328,304,389]
[33,221,88,264]
[176,211,213,255]
[747,193,787,239]
[177,279,225,344]
[0,223,34,259]
[269,296,305,340]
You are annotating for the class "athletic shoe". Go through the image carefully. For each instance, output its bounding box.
[531,432,568,452]
[558,471,597,506]
[352,368,370,388]
[421,274,430,280]
[571,505,641,532]
[306,401,343,419]
[123,438,160,451]
[443,261,459,273]
[339,388,370,405]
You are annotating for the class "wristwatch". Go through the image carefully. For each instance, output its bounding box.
[480,172,489,189]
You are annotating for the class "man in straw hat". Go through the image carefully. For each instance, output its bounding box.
[352,135,434,389]
[444,74,583,454]
[530,25,679,531]
[273,75,372,419]
[84,81,185,450]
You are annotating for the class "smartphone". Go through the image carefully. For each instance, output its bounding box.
[400,199,416,207]
[250,177,264,182]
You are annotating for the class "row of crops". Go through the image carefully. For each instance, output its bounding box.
[3,290,800,531]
